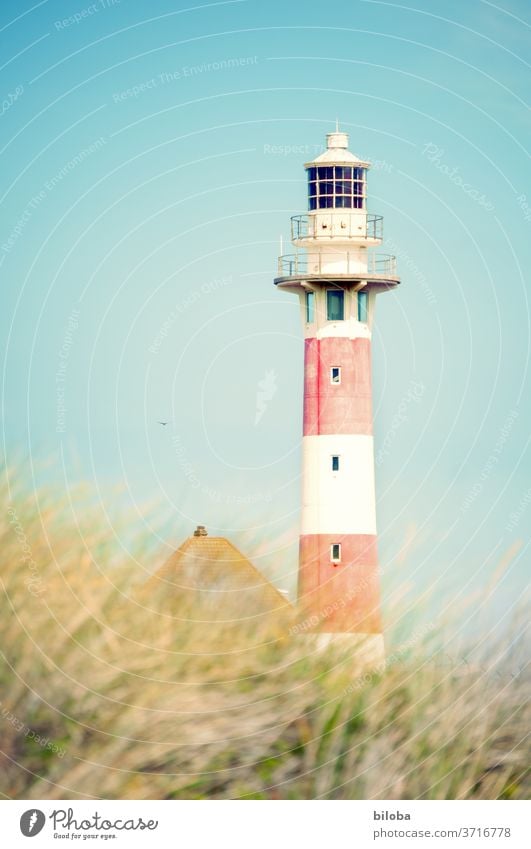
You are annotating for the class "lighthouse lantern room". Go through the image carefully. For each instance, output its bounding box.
[274,129,400,656]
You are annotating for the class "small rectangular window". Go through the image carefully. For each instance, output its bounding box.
[331,543,341,562]
[330,366,341,384]
[306,291,315,323]
[327,290,344,321]
[331,455,340,471]
[358,291,368,322]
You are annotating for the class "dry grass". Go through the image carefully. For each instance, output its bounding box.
[0,471,529,800]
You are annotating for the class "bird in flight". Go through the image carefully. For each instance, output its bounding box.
[157,421,169,426]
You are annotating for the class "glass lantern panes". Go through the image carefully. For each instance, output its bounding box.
[308,165,366,210]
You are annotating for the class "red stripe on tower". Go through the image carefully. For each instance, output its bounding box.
[303,336,374,435]
[298,534,381,632]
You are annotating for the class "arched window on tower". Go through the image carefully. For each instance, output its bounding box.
[327,290,344,321]
[305,291,315,323]
[358,291,368,322]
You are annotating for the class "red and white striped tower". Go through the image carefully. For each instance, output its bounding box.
[274,129,399,656]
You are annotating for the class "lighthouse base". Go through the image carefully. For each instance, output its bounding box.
[297,632,385,672]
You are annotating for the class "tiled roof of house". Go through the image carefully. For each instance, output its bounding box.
[147,528,292,617]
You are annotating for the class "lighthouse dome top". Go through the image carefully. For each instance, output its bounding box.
[305,129,371,169]
[326,130,349,149]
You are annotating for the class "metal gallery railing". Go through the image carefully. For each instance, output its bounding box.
[277,252,397,278]
[291,213,383,241]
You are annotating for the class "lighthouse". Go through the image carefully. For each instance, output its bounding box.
[274,129,399,656]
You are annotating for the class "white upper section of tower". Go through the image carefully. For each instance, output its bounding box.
[273,128,400,288]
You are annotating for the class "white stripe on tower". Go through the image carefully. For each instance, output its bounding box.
[301,434,376,536]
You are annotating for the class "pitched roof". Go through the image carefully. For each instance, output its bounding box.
[307,146,369,167]
[147,531,292,619]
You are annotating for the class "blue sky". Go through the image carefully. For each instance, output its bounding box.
[1,0,530,638]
